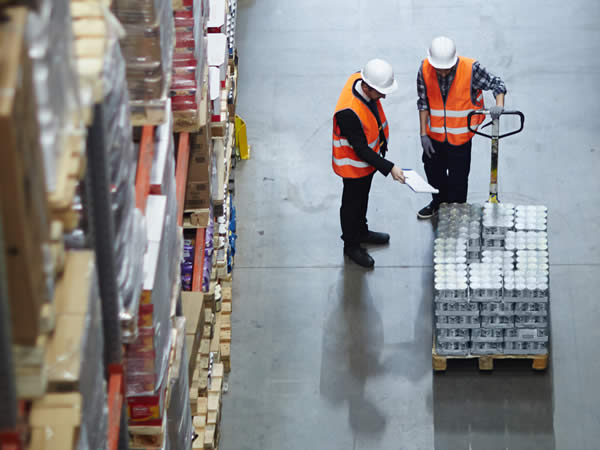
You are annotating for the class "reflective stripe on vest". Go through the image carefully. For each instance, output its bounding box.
[423,57,485,146]
[332,72,389,178]
[332,156,370,169]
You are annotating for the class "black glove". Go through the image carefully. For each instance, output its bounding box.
[421,135,435,158]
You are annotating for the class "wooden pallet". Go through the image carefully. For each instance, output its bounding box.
[173,65,210,133]
[130,102,168,126]
[48,130,86,219]
[432,337,549,371]
[210,74,232,138]
[71,1,109,117]
[183,208,211,228]
[13,334,49,399]
[128,414,167,448]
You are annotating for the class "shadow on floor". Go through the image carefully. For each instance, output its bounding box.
[432,357,555,450]
[319,265,387,440]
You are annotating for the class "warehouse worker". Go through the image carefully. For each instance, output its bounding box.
[333,59,406,268]
[416,36,507,219]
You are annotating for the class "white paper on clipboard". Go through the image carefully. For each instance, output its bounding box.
[402,169,439,194]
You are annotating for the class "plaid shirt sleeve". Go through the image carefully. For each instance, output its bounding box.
[471,61,507,98]
[416,61,429,111]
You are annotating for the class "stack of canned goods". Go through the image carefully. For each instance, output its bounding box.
[515,205,548,231]
[437,203,483,262]
[434,204,482,355]
[505,231,548,251]
[434,203,550,357]
[468,261,511,354]
[482,203,515,248]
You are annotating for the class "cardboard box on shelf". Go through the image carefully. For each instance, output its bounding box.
[127,377,167,426]
[208,66,221,121]
[207,0,226,33]
[207,33,227,86]
[188,146,212,182]
[0,7,49,345]
[185,181,211,210]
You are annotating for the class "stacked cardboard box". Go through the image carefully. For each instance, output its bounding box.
[183,287,225,449]
[0,6,50,346]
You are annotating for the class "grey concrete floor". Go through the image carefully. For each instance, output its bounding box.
[220,1,600,449]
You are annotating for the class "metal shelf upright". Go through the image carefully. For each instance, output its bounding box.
[85,103,129,450]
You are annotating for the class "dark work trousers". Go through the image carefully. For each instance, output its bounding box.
[423,138,472,206]
[340,172,375,249]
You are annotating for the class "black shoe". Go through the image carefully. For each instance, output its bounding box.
[417,202,439,220]
[344,246,374,268]
[361,231,390,245]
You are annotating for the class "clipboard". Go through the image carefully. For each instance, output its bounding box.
[402,169,439,194]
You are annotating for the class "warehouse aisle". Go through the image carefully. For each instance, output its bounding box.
[221,1,600,449]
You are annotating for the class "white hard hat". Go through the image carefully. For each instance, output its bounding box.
[427,36,458,69]
[361,59,398,95]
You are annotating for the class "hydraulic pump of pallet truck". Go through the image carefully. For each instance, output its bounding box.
[467,109,525,204]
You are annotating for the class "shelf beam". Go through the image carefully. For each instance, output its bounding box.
[106,364,124,450]
[175,132,190,227]
[135,126,155,214]
[192,228,206,292]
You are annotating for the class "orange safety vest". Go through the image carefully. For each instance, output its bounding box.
[423,57,485,146]
[332,73,389,178]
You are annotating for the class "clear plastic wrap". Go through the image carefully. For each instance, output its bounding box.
[78,272,109,450]
[112,0,163,25]
[126,194,177,396]
[167,318,193,450]
[26,0,82,194]
[115,0,174,115]
[44,253,108,450]
[172,0,209,130]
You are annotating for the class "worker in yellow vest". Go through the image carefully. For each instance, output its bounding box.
[333,59,406,268]
[416,36,507,219]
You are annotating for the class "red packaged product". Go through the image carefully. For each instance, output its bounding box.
[174,10,193,19]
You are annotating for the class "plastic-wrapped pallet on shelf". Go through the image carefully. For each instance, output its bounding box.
[29,251,108,450]
[172,0,210,132]
[126,161,181,429]
[26,0,84,212]
[126,196,172,398]
[112,0,175,125]
[432,202,550,371]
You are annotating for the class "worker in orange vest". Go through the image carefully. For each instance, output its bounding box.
[416,36,507,219]
[333,59,406,268]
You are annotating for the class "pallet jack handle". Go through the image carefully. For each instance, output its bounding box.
[467,110,525,203]
[467,110,525,139]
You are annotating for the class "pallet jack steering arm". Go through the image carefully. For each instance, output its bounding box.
[467,110,525,203]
